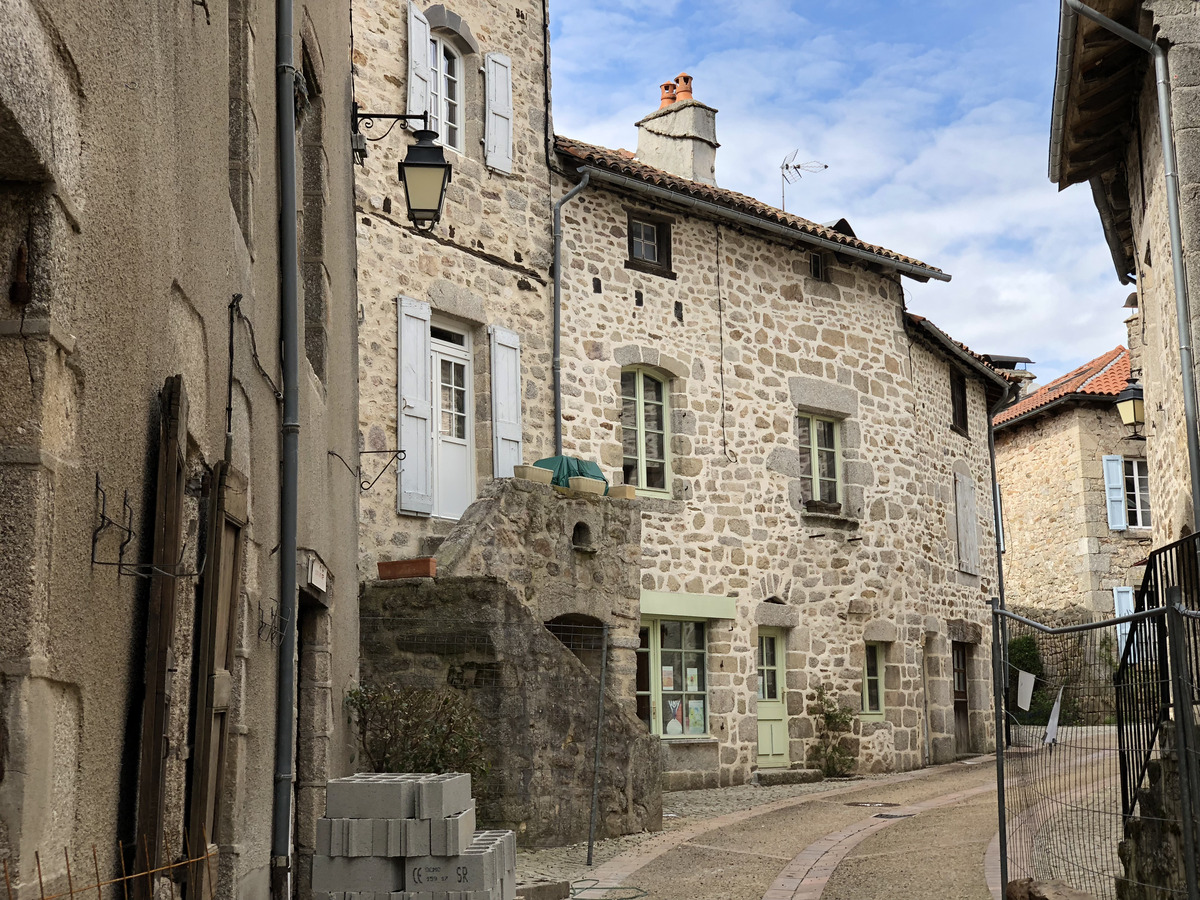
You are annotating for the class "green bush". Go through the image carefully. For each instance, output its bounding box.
[1006,635,1082,727]
[346,681,491,783]
[806,686,856,777]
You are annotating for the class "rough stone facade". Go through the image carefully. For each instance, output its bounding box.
[360,480,661,847]
[995,400,1151,616]
[0,6,360,900]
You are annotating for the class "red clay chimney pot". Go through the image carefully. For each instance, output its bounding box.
[674,73,694,102]
[659,81,677,108]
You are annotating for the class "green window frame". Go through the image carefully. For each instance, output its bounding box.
[797,413,841,506]
[621,368,670,495]
[636,619,708,737]
[756,632,781,701]
[862,642,885,719]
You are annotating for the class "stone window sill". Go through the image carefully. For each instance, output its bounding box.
[639,496,687,515]
[624,258,678,280]
[800,510,860,530]
[661,735,718,744]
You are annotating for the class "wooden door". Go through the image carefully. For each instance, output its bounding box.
[756,628,789,769]
[952,641,970,756]
[187,463,247,898]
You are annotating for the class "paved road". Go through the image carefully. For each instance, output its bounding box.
[518,759,1004,900]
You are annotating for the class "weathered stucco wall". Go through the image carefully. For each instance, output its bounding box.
[0,5,360,900]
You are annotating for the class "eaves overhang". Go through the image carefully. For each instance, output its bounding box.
[992,392,1114,431]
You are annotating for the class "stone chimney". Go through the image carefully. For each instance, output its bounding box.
[635,73,719,186]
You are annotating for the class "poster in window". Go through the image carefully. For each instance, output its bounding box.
[661,665,674,691]
[665,699,683,735]
[686,668,699,691]
[687,700,705,734]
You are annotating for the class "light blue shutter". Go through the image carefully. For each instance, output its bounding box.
[398,297,433,514]
[1103,455,1127,531]
[407,2,432,121]
[484,52,513,173]
[489,325,522,477]
[1113,586,1136,660]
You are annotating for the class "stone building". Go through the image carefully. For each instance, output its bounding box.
[993,343,1151,620]
[1049,0,1200,547]
[1,5,359,900]
[353,1,1010,805]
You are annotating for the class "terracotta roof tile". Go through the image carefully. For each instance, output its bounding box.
[555,135,945,277]
[993,346,1129,427]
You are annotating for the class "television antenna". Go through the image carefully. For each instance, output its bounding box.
[781,150,828,212]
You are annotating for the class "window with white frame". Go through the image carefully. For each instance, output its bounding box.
[862,643,884,718]
[427,35,462,151]
[797,414,840,506]
[1103,455,1151,531]
[621,368,669,493]
[636,620,707,736]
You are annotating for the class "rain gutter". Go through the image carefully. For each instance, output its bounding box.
[271,0,301,894]
[574,165,952,284]
[1054,0,1200,530]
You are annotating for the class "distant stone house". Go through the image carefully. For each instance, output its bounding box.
[352,0,1011,820]
[993,342,1151,622]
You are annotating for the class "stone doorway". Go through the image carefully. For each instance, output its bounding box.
[952,641,970,755]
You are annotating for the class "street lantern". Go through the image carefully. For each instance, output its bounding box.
[398,129,452,231]
[1116,378,1146,440]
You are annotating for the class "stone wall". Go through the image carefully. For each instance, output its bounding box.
[996,405,1151,615]
[552,170,1001,780]
[353,0,558,572]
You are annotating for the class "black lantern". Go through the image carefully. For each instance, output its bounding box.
[398,129,452,231]
[1116,377,1146,440]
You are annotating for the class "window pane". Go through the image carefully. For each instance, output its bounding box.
[643,401,664,432]
[661,621,682,649]
[816,419,836,450]
[868,682,881,712]
[643,376,663,405]
[797,416,812,449]
[866,646,879,680]
[623,459,639,486]
[662,697,685,734]
[756,637,764,669]
[798,446,813,480]
[636,695,651,730]
[645,461,666,489]
[621,371,637,398]
[645,432,664,462]
[622,428,639,458]
[684,652,705,690]
[764,669,778,701]
[763,636,775,666]
[818,448,836,480]
[684,621,704,650]
[820,477,838,504]
[685,697,705,734]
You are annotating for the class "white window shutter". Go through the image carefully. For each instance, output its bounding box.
[1113,586,1136,658]
[397,297,434,514]
[490,325,522,477]
[955,470,980,575]
[407,2,432,121]
[1103,455,1128,530]
[484,52,513,174]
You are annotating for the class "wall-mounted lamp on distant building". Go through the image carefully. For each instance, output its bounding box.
[1117,377,1146,441]
[351,102,452,231]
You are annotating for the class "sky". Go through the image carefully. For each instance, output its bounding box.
[548,0,1133,383]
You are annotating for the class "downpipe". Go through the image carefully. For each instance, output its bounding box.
[1061,0,1200,528]
[551,171,589,456]
[271,0,301,896]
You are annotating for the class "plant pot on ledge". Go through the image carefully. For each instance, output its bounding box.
[377,557,436,580]
[568,476,606,495]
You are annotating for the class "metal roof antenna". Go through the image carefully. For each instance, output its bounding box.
[781,149,828,212]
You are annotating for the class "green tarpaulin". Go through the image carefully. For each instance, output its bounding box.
[533,456,609,492]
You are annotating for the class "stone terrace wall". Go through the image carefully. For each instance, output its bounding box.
[552,170,1000,780]
[353,0,557,571]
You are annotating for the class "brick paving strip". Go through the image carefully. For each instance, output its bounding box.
[568,761,992,900]
[758,781,999,900]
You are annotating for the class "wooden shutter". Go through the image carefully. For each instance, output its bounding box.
[484,52,514,174]
[187,463,247,899]
[955,469,980,575]
[407,2,432,120]
[1103,455,1128,531]
[136,375,189,898]
[1113,586,1136,659]
[490,325,523,477]
[398,297,434,514]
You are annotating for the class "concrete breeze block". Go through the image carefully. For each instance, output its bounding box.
[431,804,476,856]
[311,856,406,893]
[416,774,472,819]
[326,774,423,819]
[406,844,499,894]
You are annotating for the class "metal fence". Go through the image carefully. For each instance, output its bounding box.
[994,531,1200,900]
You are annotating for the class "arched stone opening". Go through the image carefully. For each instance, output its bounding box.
[545,613,605,678]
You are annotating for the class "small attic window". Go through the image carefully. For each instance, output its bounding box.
[810,251,827,282]
[624,208,677,280]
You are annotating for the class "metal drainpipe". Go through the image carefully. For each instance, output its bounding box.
[989,382,1017,754]
[1061,0,1200,528]
[552,171,589,456]
[271,0,301,894]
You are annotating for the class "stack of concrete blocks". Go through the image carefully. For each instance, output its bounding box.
[312,773,517,900]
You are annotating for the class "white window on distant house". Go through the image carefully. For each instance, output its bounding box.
[862,642,885,719]
[621,368,670,494]
[636,619,708,737]
[797,414,841,508]
[1103,455,1151,530]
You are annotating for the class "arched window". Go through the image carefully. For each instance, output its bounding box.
[621,367,670,494]
[428,35,461,151]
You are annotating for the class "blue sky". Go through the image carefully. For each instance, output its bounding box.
[548,1,1131,383]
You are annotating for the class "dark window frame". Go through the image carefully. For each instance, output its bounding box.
[624,208,677,280]
[951,368,969,436]
[810,250,827,282]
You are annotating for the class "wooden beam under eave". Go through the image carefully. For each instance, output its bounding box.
[1062,151,1124,186]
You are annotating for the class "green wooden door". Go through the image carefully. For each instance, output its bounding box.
[756,628,789,768]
